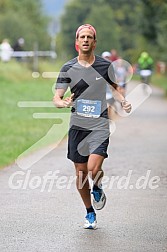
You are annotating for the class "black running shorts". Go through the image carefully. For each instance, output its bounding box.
[67,128,110,163]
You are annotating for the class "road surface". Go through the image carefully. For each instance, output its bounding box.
[0,82,167,252]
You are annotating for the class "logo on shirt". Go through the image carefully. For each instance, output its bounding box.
[96,76,103,80]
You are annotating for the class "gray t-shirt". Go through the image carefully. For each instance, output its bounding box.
[56,55,116,131]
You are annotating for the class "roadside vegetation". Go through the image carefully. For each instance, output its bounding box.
[0,60,69,168]
[133,71,167,96]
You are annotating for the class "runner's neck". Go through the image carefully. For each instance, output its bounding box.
[77,55,95,67]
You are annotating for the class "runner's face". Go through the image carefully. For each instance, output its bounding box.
[76,28,96,53]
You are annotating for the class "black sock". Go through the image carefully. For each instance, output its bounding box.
[93,184,102,191]
[86,206,95,214]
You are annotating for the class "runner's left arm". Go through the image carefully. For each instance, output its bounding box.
[107,63,132,113]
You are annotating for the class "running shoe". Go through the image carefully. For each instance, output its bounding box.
[91,188,106,210]
[83,212,97,229]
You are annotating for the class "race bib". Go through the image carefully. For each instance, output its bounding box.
[76,99,101,118]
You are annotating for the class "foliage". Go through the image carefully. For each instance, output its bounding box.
[57,0,167,65]
[105,0,142,53]
[1,0,167,63]
[140,0,167,61]
[0,0,50,50]
[85,4,120,55]
[57,0,141,61]
[154,3,167,62]
[57,0,93,58]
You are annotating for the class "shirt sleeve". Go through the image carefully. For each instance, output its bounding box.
[106,62,118,90]
[55,65,71,91]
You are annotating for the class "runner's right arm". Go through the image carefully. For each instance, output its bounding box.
[53,63,73,108]
[53,89,74,108]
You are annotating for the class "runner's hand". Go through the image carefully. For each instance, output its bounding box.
[121,100,132,113]
[63,93,74,108]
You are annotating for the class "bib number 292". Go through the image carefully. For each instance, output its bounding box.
[83,105,95,113]
[76,99,101,118]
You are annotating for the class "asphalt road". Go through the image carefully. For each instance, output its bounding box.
[0,82,167,252]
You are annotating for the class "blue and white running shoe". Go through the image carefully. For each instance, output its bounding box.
[83,212,97,229]
[91,188,106,210]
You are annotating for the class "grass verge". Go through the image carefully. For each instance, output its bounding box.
[133,72,167,96]
[0,59,69,168]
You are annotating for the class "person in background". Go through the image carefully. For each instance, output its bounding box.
[138,51,154,84]
[13,38,25,61]
[110,49,119,62]
[0,39,13,62]
[112,58,128,97]
[101,51,111,62]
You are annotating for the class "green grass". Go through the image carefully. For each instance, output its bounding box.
[133,72,167,95]
[0,60,70,168]
[151,74,167,95]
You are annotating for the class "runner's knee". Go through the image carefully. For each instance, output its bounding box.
[74,163,88,178]
[88,165,103,180]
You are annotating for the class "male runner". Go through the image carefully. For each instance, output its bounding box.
[53,24,131,229]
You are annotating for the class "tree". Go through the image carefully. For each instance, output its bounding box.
[57,0,94,58]
[140,0,167,61]
[156,3,167,61]
[57,0,167,63]
[85,5,120,55]
[57,0,142,61]
[57,0,120,58]
[140,0,159,44]
[0,0,50,50]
